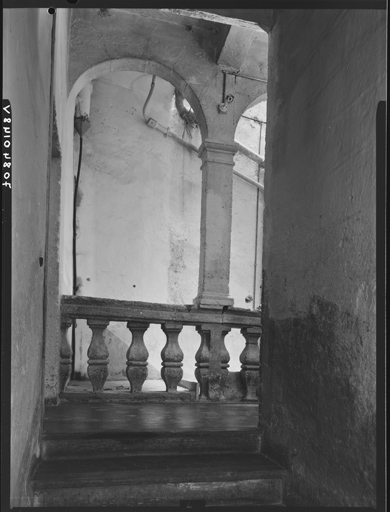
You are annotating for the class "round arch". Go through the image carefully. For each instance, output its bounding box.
[59,58,208,295]
[243,92,267,114]
[66,58,208,142]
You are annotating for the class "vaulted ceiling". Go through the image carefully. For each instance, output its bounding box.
[69,8,268,142]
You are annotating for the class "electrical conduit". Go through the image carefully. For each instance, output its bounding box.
[142,76,264,191]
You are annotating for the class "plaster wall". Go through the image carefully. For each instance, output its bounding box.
[52,9,70,148]
[57,9,74,297]
[3,8,53,506]
[72,71,265,383]
[44,9,71,404]
[262,9,385,506]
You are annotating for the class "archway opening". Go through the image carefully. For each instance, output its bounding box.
[72,70,204,386]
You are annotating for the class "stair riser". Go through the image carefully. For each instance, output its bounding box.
[42,433,261,460]
[34,478,283,507]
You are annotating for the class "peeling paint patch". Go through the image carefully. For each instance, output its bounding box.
[168,229,187,304]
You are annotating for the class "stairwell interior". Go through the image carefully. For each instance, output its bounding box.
[6,7,383,509]
[32,8,282,507]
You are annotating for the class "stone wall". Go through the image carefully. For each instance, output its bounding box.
[262,9,385,506]
[4,8,53,506]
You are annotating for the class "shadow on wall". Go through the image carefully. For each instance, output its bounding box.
[261,295,376,506]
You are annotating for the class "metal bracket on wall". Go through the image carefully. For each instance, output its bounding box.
[218,71,236,114]
[223,70,268,84]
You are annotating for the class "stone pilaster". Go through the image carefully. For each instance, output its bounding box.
[193,139,237,308]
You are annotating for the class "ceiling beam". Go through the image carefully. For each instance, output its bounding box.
[199,9,274,33]
[161,9,267,32]
[216,25,256,71]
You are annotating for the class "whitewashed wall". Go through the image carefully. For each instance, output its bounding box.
[73,70,266,382]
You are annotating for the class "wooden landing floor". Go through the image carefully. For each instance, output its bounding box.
[44,401,260,434]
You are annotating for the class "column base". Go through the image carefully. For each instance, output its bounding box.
[193,293,234,309]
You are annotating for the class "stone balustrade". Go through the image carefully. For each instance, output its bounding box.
[60,296,261,402]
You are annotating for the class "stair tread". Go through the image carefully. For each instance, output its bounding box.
[33,453,286,489]
[42,429,261,460]
[43,428,260,439]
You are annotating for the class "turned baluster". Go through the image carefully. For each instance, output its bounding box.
[195,324,231,401]
[220,329,231,399]
[126,322,150,392]
[240,326,261,401]
[195,325,210,401]
[59,317,73,392]
[161,323,184,392]
[86,319,110,392]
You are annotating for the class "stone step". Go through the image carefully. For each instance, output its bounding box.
[42,429,261,460]
[32,453,286,507]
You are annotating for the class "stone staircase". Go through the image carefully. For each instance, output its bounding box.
[31,402,286,507]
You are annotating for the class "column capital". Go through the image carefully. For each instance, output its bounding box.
[198,139,238,163]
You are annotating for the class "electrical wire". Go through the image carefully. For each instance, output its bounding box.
[73,135,83,295]
[71,134,83,375]
[241,115,266,124]
[142,75,156,121]
[141,74,264,185]
[223,70,268,83]
[142,77,199,152]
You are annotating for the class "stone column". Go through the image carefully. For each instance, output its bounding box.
[194,139,237,308]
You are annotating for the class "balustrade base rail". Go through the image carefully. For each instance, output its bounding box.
[60,378,197,403]
[60,296,262,403]
[60,390,197,404]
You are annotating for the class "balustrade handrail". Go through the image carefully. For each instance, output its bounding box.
[60,295,262,402]
[61,295,261,327]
